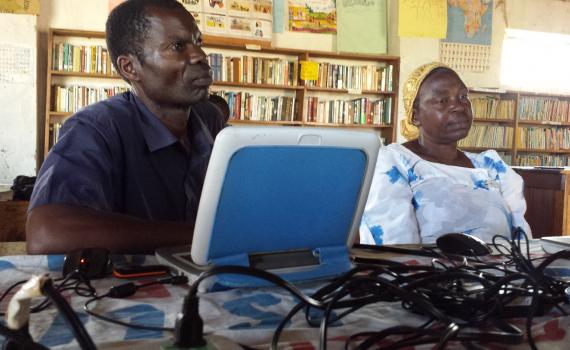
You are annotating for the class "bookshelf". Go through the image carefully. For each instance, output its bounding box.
[459,89,517,164]
[43,28,400,162]
[44,28,128,161]
[205,43,400,145]
[516,92,570,166]
[460,89,570,166]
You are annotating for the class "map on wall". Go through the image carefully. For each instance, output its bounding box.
[288,0,336,34]
[444,0,492,45]
[441,0,493,72]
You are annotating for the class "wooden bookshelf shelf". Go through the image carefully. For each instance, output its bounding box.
[304,122,392,129]
[212,81,303,90]
[304,86,396,96]
[517,149,570,154]
[461,146,512,152]
[518,120,570,126]
[472,118,514,124]
[229,120,303,126]
[49,111,71,117]
[50,71,122,79]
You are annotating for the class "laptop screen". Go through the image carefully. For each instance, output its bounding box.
[208,146,366,259]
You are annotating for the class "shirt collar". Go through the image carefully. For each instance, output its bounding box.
[131,93,178,152]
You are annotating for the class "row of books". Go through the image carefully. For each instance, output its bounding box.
[51,85,129,113]
[518,97,570,122]
[49,122,62,148]
[52,42,117,75]
[304,96,393,126]
[214,91,297,122]
[517,154,570,167]
[517,127,570,150]
[458,124,514,149]
[207,53,298,86]
[305,63,394,92]
[470,96,515,120]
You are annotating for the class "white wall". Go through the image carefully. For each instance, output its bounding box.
[0,14,37,186]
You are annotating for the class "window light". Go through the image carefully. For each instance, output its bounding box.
[501,28,570,94]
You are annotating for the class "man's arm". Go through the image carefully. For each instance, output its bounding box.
[26,204,193,254]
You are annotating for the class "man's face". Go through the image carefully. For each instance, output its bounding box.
[134,7,212,108]
[413,70,473,145]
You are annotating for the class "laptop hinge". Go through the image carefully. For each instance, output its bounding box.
[248,249,320,270]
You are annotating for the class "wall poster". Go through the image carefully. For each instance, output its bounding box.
[180,0,272,40]
[337,0,387,54]
[288,0,336,34]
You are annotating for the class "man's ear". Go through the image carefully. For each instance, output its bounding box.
[116,54,140,82]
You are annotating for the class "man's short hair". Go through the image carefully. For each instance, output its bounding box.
[106,0,187,77]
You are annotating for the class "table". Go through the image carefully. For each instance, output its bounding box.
[1,242,570,349]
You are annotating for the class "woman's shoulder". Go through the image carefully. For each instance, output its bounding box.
[381,142,416,156]
[464,149,510,174]
[377,143,418,163]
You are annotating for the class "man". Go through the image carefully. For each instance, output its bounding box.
[26,0,225,254]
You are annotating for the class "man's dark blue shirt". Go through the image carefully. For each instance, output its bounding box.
[30,91,225,223]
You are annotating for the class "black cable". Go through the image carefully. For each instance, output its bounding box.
[83,275,188,332]
[83,294,173,332]
[41,279,97,350]
[0,323,50,350]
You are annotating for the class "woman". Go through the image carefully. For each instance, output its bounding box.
[360,62,531,244]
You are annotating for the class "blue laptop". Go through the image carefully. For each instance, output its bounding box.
[155,126,381,287]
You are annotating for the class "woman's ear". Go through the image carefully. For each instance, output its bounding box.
[412,110,420,126]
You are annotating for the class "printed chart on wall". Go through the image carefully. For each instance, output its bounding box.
[0,13,37,185]
[441,0,493,72]
[180,0,273,41]
[398,0,447,39]
[288,0,336,34]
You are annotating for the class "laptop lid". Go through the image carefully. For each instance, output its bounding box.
[156,126,381,285]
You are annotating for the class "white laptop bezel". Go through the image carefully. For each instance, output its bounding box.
[190,126,381,266]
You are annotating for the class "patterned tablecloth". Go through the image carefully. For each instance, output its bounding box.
[1,242,570,349]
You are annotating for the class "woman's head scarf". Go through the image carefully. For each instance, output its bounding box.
[400,62,452,140]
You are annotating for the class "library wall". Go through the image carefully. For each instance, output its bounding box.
[33,0,570,152]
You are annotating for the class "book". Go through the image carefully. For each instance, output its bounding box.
[541,236,570,254]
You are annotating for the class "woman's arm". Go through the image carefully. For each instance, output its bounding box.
[500,167,532,237]
[483,151,532,237]
[360,146,420,245]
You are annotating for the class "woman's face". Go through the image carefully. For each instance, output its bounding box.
[413,69,472,145]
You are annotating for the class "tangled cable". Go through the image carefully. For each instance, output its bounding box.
[182,228,570,350]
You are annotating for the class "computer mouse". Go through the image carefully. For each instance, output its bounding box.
[62,247,113,279]
[435,233,492,256]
